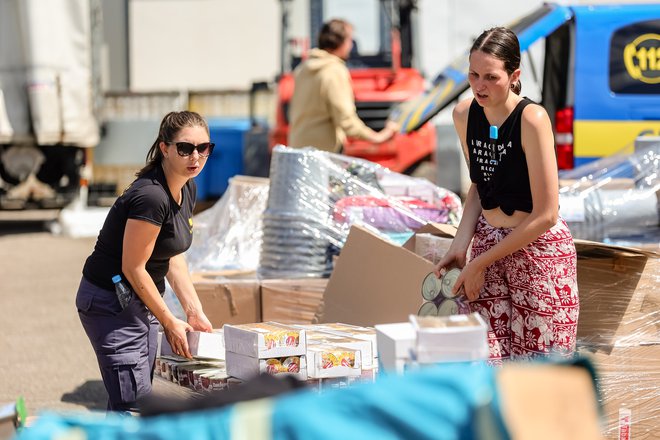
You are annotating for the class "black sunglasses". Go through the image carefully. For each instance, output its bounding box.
[167,141,215,158]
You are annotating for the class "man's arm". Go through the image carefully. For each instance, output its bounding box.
[325,67,397,143]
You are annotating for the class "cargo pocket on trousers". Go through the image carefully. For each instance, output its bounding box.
[75,292,93,313]
[105,351,142,405]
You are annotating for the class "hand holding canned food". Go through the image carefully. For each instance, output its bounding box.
[454,260,487,301]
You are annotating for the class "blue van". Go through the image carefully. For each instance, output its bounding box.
[395,3,660,169]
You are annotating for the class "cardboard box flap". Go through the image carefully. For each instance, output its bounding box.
[403,222,457,252]
[320,225,434,326]
[574,239,660,259]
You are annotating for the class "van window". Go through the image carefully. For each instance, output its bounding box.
[609,20,660,94]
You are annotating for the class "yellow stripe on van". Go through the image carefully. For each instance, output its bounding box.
[573,120,660,158]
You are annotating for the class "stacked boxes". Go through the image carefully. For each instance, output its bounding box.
[302,322,378,369]
[155,322,385,394]
[375,313,489,374]
[223,322,307,381]
[260,279,327,324]
[411,313,489,363]
[157,357,228,392]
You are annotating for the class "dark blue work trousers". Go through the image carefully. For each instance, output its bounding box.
[76,277,159,412]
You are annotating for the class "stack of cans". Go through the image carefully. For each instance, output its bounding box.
[258,147,333,278]
[418,268,470,317]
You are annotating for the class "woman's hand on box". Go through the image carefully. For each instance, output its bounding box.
[188,311,213,333]
[164,317,193,359]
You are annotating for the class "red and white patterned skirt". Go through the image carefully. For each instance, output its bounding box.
[469,215,579,361]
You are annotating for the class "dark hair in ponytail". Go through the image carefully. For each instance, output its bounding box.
[470,27,522,95]
[136,111,209,178]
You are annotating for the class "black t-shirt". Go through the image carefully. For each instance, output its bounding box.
[83,165,196,293]
[467,98,534,215]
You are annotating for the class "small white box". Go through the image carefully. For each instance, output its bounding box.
[306,344,362,379]
[374,322,416,375]
[159,330,225,360]
[411,313,489,363]
[225,351,307,381]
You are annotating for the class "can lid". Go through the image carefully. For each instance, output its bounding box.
[112,275,122,284]
[421,272,442,301]
[436,298,460,317]
[417,301,439,317]
[440,268,462,298]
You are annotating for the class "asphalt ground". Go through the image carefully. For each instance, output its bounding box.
[0,216,190,419]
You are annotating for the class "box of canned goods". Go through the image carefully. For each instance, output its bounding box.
[225,351,307,381]
[223,322,306,358]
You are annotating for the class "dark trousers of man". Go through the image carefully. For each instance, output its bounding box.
[76,277,159,412]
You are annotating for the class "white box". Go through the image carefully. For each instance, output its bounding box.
[225,351,307,381]
[296,323,378,362]
[411,313,489,363]
[223,322,306,358]
[306,344,362,379]
[159,330,225,360]
[374,322,416,375]
[305,330,374,368]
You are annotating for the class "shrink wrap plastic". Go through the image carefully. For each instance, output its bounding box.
[187,146,462,278]
[559,143,659,249]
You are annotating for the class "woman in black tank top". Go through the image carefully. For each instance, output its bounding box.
[433,27,579,361]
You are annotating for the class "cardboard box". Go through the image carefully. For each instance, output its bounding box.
[306,344,362,379]
[320,223,456,326]
[193,276,261,327]
[498,363,603,440]
[574,240,660,347]
[223,322,306,358]
[411,313,489,363]
[191,367,228,392]
[574,241,660,440]
[158,330,225,360]
[295,323,378,365]
[306,329,374,368]
[225,351,307,381]
[261,278,327,324]
[374,322,416,375]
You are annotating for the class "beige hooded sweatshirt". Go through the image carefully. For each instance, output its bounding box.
[288,48,373,152]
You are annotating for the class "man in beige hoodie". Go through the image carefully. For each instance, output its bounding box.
[288,19,399,153]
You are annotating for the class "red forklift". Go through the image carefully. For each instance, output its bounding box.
[268,0,436,175]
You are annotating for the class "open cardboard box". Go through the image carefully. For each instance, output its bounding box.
[321,223,660,440]
[319,223,456,326]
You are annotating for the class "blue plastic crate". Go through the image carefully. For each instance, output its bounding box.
[196,118,251,199]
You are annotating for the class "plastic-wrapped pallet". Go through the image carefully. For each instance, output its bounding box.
[258,146,462,279]
[574,240,660,439]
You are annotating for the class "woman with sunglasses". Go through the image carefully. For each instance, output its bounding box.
[75,111,215,412]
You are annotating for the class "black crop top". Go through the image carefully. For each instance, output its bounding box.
[467,98,534,215]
